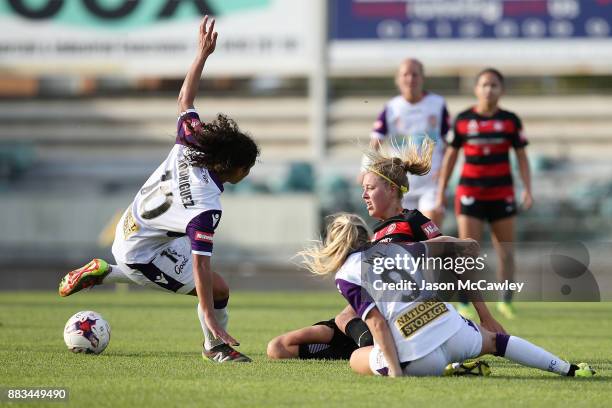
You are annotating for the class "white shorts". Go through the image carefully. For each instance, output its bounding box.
[370,317,483,376]
[112,237,196,295]
[402,185,438,212]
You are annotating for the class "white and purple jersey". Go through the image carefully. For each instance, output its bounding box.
[370,92,450,193]
[335,244,463,362]
[112,109,224,264]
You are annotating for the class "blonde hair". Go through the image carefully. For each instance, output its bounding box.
[299,213,371,276]
[365,137,434,197]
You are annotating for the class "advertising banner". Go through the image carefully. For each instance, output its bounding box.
[329,0,612,74]
[0,0,315,76]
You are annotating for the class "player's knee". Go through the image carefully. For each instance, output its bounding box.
[349,347,373,375]
[335,308,357,333]
[212,274,230,300]
[266,336,288,360]
[479,328,498,355]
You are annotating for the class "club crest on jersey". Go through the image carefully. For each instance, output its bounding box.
[421,221,440,239]
[468,120,479,136]
[195,231,213,243]
[386,223,397,235]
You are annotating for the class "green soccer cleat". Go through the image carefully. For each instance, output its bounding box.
[444,360,491,377]
[203,343,252,363]
[456,303,475,320]
[496,302,516,320]
[59,259,110,297]
[574,363,596,378]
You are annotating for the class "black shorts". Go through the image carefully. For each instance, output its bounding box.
[456,196,517,223]
[297,319,358,360]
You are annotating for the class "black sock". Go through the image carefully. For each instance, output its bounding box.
[566,364,579,377]
[345,318,373,347]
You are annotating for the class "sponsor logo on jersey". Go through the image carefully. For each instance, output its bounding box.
[160,248,189,275]
[372,222,414,242]
[421,221,440,239]
[122,208,139,239]
[394,301,449,338]
[177,157,195,208]
[195,231,213,242]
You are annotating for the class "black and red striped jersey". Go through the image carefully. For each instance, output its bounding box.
[371,209,441,244]
[449,108,528,201]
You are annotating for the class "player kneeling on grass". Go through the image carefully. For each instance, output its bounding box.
[58,17,258,363]
[301,214,595,378]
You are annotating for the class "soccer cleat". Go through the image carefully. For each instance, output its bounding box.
[574,363,596,377]
[444,360,491,377]
[202,343,252,363]
[59,259,110,297]
[456,303,475,320]
[496,302,516,319]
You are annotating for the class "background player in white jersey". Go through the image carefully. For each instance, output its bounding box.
[362,58,450,227]
[301,214,595,378]
[58,17,259,363]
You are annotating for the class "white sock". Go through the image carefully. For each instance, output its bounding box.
[504,336,571,375]
[104,264,133,284]
[197,303,229,350]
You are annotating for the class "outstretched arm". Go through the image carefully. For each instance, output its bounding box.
[178,16,218,114]
[423,236,507,333]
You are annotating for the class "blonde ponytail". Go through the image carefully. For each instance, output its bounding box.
[364,137,434,195]
[299,213,371,276]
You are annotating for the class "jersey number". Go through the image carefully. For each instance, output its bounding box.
[139,170,173,220]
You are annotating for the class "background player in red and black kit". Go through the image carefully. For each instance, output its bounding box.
[436,68,533,319]
[267,141,505,360]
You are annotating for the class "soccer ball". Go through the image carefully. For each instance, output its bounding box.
[63,311,111,354]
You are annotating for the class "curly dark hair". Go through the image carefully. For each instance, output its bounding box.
[182,113,260,173]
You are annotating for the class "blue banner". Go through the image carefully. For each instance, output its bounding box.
[330,0,612,40]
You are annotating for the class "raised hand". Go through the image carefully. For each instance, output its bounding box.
[198,15,218,58]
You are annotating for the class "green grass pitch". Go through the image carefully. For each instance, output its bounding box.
[0,291,610,407]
